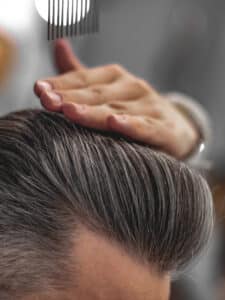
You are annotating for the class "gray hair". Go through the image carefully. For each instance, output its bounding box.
[0,110,213,299]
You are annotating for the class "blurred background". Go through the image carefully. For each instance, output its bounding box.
[0,0,225,299]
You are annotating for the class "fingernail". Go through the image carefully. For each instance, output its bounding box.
[36,81,52,95]
[45,91,62,104]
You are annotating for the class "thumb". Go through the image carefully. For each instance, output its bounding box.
[54,39,85,73]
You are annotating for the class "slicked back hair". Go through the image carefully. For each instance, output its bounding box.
[0,110,213,299]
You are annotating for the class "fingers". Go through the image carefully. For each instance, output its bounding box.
[37,78,149,115]
[34,71,84,96]
[34,64,124,97]
[40,88,105,110]
[39,90,62,112]
[108,114,184,157]
[54,39,84,73]
[62,102,115,130]
[40,88,177,157]
[39,79,149,111]
[62,103,169,149]
[107,115,168,147]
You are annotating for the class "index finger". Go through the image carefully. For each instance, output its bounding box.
[54,39,85,73]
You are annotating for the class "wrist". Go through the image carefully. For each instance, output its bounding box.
[165,92,211,161]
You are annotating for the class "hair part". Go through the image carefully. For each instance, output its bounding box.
[0,109,213,299]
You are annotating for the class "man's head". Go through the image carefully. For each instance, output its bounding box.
[0,110,213,300]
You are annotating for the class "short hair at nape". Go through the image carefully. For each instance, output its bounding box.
[0,110,213,299]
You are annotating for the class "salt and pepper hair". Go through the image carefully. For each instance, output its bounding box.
[0,110,213,299]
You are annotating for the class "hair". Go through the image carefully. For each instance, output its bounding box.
[0,109,213,299]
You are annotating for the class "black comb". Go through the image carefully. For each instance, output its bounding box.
[48,0,99,40]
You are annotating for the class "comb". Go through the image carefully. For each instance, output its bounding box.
[48,0,99,40]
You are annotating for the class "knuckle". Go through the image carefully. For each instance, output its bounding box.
[91,85,105,97]
[134,79,151,94]
[107,64,124,76]
[108,102,125,110]
[45,79,57,90]
[54,90,65,101]
[89,86,106,102]
[150,107,163,119]
[166,121,176,129]
[89,85,103,94]
[76,71,88,87]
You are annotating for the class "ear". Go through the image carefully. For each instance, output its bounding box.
[54,39,85,74]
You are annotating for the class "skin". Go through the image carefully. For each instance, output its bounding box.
[34,39,198,159]
[27,226,170,300]
[217,279,225,300]
[73,227,170,300]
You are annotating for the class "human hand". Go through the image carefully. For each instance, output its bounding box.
[34,40,198,159]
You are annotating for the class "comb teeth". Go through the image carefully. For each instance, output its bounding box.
[48,0,99,40]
